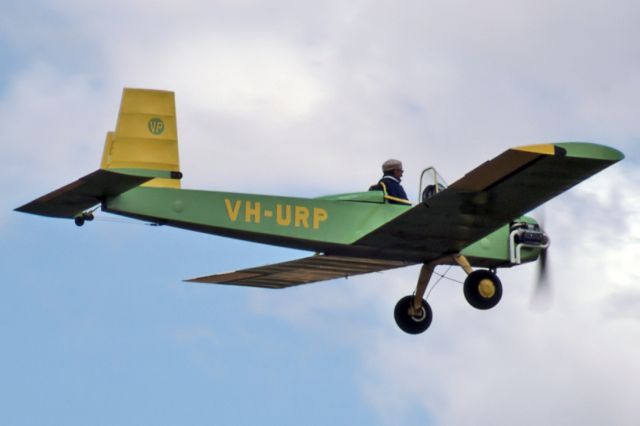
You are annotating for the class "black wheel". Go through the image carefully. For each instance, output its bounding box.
[74,216,85,227]
[394,295,433,334]
[463,270,502,310]
[83,212,94,221]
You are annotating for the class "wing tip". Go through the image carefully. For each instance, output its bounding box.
[514,142,624,162]
[554,142,625,162]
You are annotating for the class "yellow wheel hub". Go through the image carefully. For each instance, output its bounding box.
[478,279,496,298]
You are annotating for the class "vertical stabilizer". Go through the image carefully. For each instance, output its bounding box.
[101,88,181,188]
[100,131,115,169]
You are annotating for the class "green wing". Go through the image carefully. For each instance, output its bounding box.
[186,142,623,287]
[355,142,624,255]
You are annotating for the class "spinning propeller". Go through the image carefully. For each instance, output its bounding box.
[532,213,552,307]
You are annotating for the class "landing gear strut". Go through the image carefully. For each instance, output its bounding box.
[393,255,504,334]
[393,261,439,335]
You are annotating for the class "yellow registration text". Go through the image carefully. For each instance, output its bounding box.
[224,199,329,229]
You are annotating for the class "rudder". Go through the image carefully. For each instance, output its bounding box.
[101,88,181,188]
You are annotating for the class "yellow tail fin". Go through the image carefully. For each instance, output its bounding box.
[100,88,181,188]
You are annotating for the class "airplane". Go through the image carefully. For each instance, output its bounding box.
[15,88,625,334]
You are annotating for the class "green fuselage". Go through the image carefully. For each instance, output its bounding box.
[104,186,535,267]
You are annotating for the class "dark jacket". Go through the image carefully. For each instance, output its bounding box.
[369,175,410,205]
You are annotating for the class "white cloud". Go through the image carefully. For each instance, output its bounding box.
[249,164,640,425]
[109,37,330,123]
[8,0,639,195]
[413,170,640,424]
[4,0,640,423]
[0,62,113,228]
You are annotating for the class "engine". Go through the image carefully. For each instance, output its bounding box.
[509,221,550,264]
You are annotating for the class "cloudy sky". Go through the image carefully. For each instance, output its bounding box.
[2,1,639,425]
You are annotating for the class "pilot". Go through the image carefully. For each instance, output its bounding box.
[369,159,411,205]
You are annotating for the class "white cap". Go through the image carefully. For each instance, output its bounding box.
[382,159,403,172]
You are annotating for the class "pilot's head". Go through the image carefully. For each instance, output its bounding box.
[382,159,404,180]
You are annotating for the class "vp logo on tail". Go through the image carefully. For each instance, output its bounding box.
[148,118,165,135]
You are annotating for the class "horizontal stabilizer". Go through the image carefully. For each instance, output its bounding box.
[15,169,153,218]
[186,254,412,289]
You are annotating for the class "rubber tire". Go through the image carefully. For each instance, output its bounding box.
[394,295,433,334]
[463,270,502,310]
